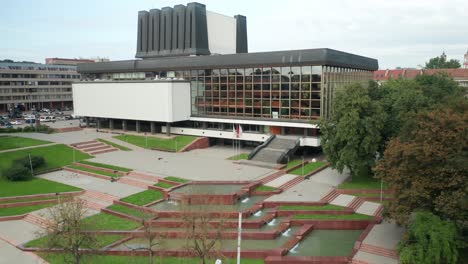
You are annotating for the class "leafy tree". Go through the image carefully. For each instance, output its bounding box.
[374,104,468,225]
[398,212,458,264]
[415,73,464,103]
[378,79,431,143]
[425,56,461,69]
[320,83,386,177]
[39,198,97,264]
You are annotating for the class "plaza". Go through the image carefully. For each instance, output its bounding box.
[0,130,400,264]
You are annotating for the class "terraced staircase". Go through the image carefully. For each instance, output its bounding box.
[249,135,300,164]
[70,140,118,155]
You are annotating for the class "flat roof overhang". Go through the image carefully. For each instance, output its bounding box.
[78,48,378,74]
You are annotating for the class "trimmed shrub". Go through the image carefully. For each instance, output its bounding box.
[3,164,32,181]
[14,156,45,169]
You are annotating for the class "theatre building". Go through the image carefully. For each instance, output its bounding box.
[73,2,378,163]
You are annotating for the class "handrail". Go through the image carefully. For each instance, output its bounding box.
[276,137,301,164]
[247,134,276,160]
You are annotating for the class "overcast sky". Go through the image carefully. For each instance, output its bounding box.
[1,0,467,69]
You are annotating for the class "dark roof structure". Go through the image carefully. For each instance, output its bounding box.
[78,48,379,73]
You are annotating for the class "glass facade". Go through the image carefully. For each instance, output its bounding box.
[86,64,373,121]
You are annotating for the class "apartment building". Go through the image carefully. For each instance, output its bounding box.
[0,62,80,113]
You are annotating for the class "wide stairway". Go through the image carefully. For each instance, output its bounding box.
[249,135,300,164]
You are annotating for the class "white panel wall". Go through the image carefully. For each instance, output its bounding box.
[72,81,191,122]
[162,127,321,146]
[206,11,236,55]
[162,126,270,142]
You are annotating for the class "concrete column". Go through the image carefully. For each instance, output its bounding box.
[220,123,225,130]
[85,117,90,127]
[281,127,285,135]
[150,122,156,134]
[122,120,127,131]
[166,123,171,136]
[202,122,207,129]
[109,119,114,130]
[49,102,53,109]
[136,120,141,133]
[97,118,101,130]
[304,128,308,137]
[61,101,64,108]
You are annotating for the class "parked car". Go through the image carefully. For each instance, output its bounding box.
[25,119,36,124]
[0,120,12,127]
[10,120,22,125]
[39,116,55,122]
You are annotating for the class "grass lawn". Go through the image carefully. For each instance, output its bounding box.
[0,144,92,176]
[0,203,56,217]
[0,177,81,198]
[68,165,121,178]
[278,204,345,211]
[293,213,373,220]
[39,254,264,264]
[254,185,278,192]
[227,153,249,160]
[114,134,197,152]
[78,160,132,172]
[96,138,131,151]
[82,212,141,230]
[285,159,302,169]
[338,174,387,190]
[120,190,163,206]
[154,181,174,188]
[107,204,154,219]
[164,176,189,183]
[0,196,59,204]
[0,136,52,151]
[289,161,327,176]
[25,234,123,249]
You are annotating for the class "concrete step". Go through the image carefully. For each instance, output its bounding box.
[83,190,118,203]
[81,145,110,152]
[118,177,152,188]
[278,176,304,190]
[89,148,118,155]
[320,189,340,203]
[75,142,104,149]
[71,140,98,147]
[79,196,110,211]
[360,244,399,259]
[260,171,286,184]
[127,171,160,182]
[348,197,366,211]
[23,214,50,229]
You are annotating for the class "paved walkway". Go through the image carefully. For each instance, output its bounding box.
[265,180,333,202]
[363,220,405,250]
[356,201,382,215]
[91,146,274,181]
[353,251,399,264]
[307,167,350,186]
[38,170,144,198]
[330,194,355,207]
[15,130,115,145]
[0,142,58,153]
[265,174,297,188]
[0,220,47,264]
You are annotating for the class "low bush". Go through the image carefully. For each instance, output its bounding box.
[15,156,45,169]
[2,155,45,181]
[0,125,53,134]
[3,164,32,181]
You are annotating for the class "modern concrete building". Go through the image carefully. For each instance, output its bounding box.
[45,58,96,66]
[0,62,80,113]
[73,2,378,163]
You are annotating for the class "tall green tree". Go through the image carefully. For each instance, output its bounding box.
[374,103,468,225]
[320,83,386,177]
[398,211,458,264]
[425,56,461,69]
